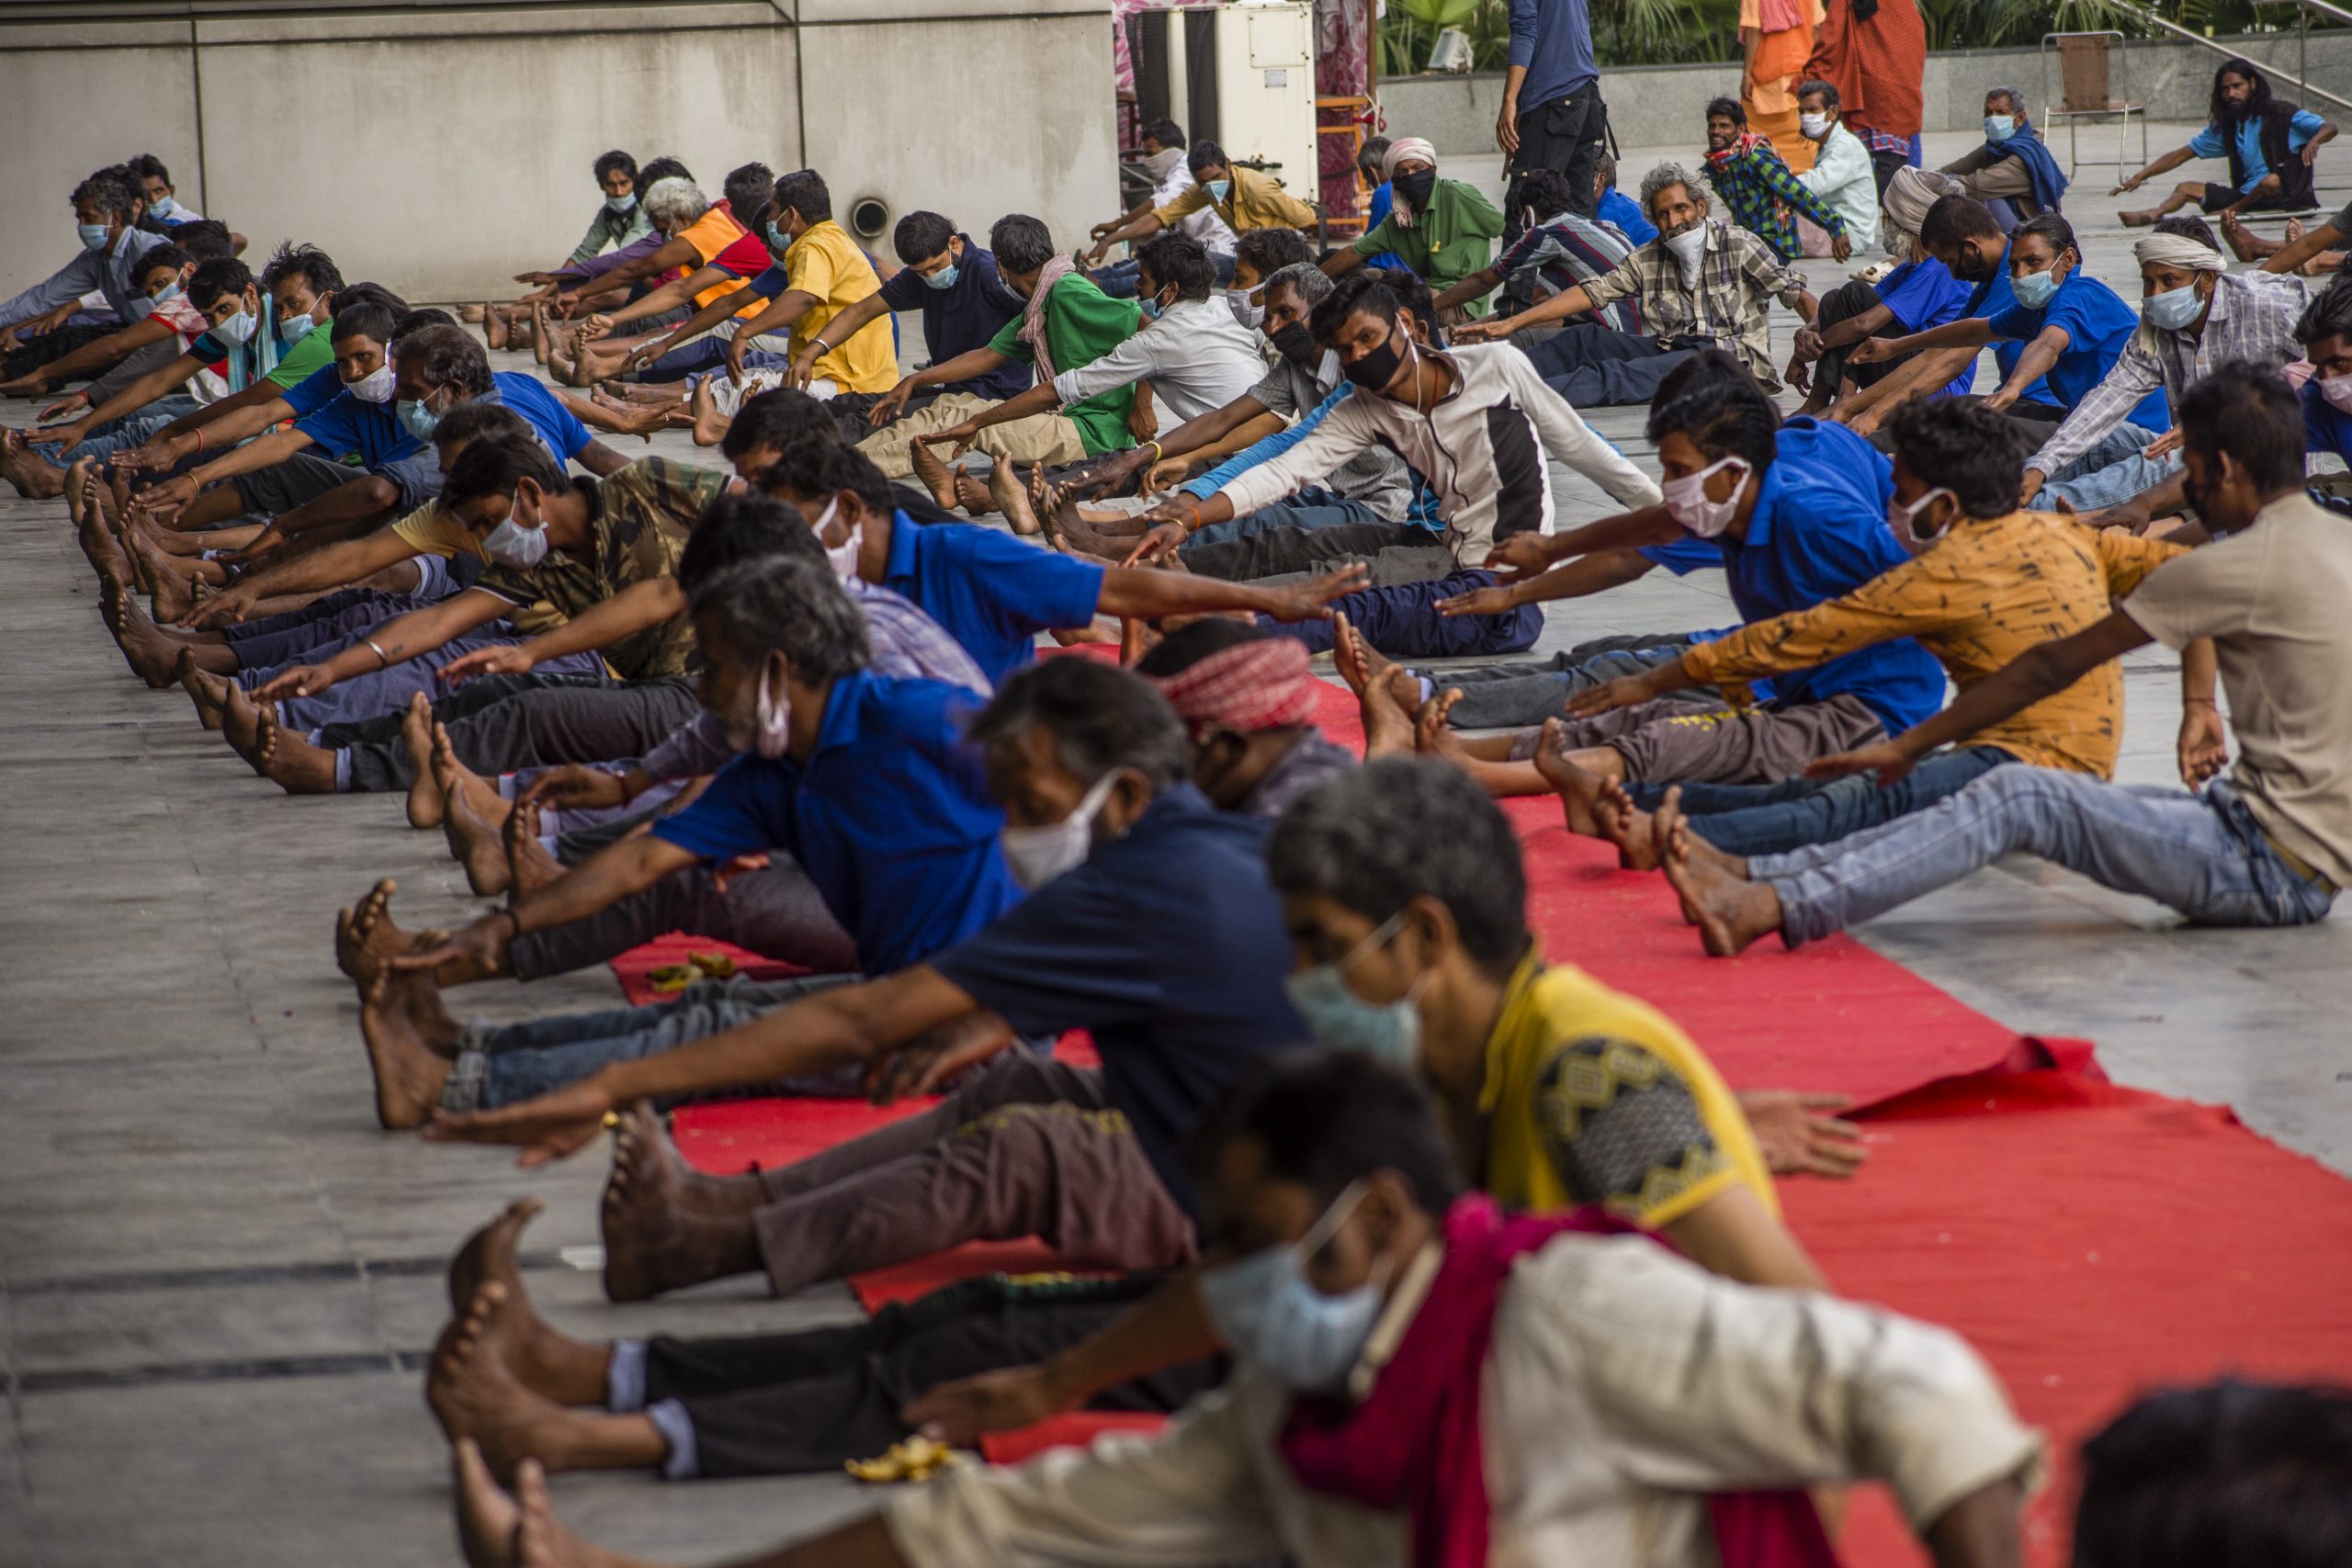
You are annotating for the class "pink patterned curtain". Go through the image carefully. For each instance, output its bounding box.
[1316,0,1376,218]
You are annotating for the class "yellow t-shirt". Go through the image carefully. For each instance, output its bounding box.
[1478,949,1776,1226]
[388,500,563,635]
[783,220,899,394]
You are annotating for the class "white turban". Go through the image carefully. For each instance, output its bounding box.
[2134,233,2228,273]
[1880,166,1963,245]
[1384,137,1440,228]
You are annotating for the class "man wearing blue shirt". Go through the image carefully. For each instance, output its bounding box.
[1594,152,1658,244]
[758,437,1368,690]
[1432,353,1945,794]
[2115,59,2335,224]
[355,551,1019,1130]
[0,167,167,376]
[1500,0,1607,235]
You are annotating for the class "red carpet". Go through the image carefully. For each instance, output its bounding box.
[633,654,2352,1559]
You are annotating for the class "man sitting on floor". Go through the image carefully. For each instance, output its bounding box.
[439,1052,2036,1562]
[1938,85,2068,221]
[1660,362,2346,955]
[1699,96,1853,265]
[0,167,167,379]
[1322,137,1505,320]
[1085,138,1316,269]
[1544,397,2187,864]
[1453,161,1819,407]
[1430,168,1637,328]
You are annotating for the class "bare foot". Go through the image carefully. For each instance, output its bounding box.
[599,1104,763,1303]
[503,801,566,897]
[908,437,960,513]
[1589,776,1660,871]
[335,877,413,985]
[127,528,196,622]
[0,428,66,500]
[425,1283,592,1481]
[442,762,516,897]
[360,967,455,1129]
[219,678,269,773]
[993,462,1041,536]
[446,1200,611,1406]
[1411,688,1469,762]
[2219,211,2261,263]
[178,649,226,729]
[529,302,553,367]
[1656,791,1779,956]
[254,704,338,794]
[461,303,489,323]
[2119,209,2156,227]
[1532,720,1605,838]
[954,472,994,516]
[483,303,510,352]
[452,1440,522,1568]
[403,693,444,829]
[106,580,187,688]
[1334,615,1414,758]
[513,1457,649,1568]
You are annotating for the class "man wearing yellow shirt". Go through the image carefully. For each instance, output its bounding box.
[718,169,899,398]
[1086,140,1317,264]
[1552,398,2189,864]
[897,754,1848,1444]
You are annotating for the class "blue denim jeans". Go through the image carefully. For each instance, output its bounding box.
[1628,745,2014,858]
[1268,570,1544,660]
[1757,771,2337,948]
[1182,490,1380,549]
[2030,423,2176,513]
[223,588,448,670]
[440,975,870,1112]
[62,395,201,464]
[1423,636,1696,730]
[247,625,605,732]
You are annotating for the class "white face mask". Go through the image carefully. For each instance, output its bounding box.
[1662,221,1709,285]
[2320,371,2352,416]
[1227,288,1264,329]
[481,497,550,569]
[346,359,397,404]
[1800,110,1833,140]
[814,497,863,582]
[1887,485,1957,552]
[726,661,794,760]
[1662,456,1748,537]
[998,771,1121,891]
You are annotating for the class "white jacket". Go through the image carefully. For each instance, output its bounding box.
[1216,343,1662,565]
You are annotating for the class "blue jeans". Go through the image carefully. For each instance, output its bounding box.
[440,975,870,1112]
[1182,490,1380,548]
[245,626,605,731]
[223,588,449,670]
[2031,423,2175,513]
[1629,745,2014,858]
[1757,771,2337,948]
[61,395,200,464]
[1422,636,1696,730]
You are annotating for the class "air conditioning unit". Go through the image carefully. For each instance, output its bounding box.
[1126,1,1320,208]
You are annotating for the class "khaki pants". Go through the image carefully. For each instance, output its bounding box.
[856,390,1090,479]
[1940,146,2037,206]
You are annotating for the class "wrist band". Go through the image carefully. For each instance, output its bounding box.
[193,427,204,456]
[810,339,831,356]
[366,638,390,669]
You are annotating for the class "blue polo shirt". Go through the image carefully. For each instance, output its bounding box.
[294,389,424,472]
[649,671,1016,974]
[1597,186,1658,245]
[880,513,1106,689]
[928,784,1305,1214]
[876,237,1030,400]
[1711,418,1946,733]
[1963,242,2053,407]
[1875,257,1977,401]
[278,365,345,420]
[1987,270,2172,431]
[488,370,594,462]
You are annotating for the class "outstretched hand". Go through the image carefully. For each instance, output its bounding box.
[1122,521,1191,566]
[519,763,630,812]
[422,1077,615,1167]
[1435,581,1521,618]
[1803,740,1914,786]
[1564,671,1658,718]
[257,662,335,702]
[899,1363,1071,1447]
[1260,562,1370,621]
[1738,1090,1867,1179]
[439,645,535,688]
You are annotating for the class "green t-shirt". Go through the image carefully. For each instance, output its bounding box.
[1351,178,1506,318]
[265,326,335,390]
[985,273,1141,456]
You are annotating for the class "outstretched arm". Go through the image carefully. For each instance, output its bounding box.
[183,527,424,627]
[439,578,684,683]
[254,587,514,700]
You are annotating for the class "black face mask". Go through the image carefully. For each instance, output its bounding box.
[1342,324,1408,392]
[1394,168,1439,209]
[1270,321,1318,369]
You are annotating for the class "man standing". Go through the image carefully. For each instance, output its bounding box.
[1804,0,1927,198]
[1499,0,1607,235]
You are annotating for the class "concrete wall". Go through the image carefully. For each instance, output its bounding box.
[0,0,1115,304]
[1378,28,2352,156]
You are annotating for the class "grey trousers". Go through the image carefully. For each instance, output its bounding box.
[335,675,703,792]
[510,861,857,983]
[1415,633,1701,729]
[1531,691,1886,785]
[234,452,365,515]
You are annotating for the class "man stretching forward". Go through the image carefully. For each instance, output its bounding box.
[1663,362,2346,954]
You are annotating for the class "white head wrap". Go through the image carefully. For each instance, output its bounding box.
[1383,137,1440,229]
[2133,233,2228,273]
[1880,166,1964,249]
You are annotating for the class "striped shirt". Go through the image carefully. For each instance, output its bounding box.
[2028,271,2312,480]
[1495,212,1643,333]
[1578,220,1809,388]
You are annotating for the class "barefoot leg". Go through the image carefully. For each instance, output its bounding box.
[360,968,455,1130]
[254,704,339,794]
[599,1104,763,1303]
[404,693,445,829]
[426,1283,667,1480]
[503,802,566,897]
[445,1200,613,1404]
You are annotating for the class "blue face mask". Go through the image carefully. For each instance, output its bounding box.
[150,196,181,220]
[1197,1183,1390,1393]
[212,307,258,346]
[922,262,959,291]
[2011,265,2061,310]
[397,389,448,441]
[77,222,112,253]
[1984,114,2018,144]
[1281,911,1424,1071]
[149,282,182,307]
[1205,177,1231,204]
[278,310,318,345]
[605,192,636,216]
[2143,282,2207,332]
[767,220,794,253]
[1137,289,1168,321]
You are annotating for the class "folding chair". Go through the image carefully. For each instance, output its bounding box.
[2041,31,2149,183]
